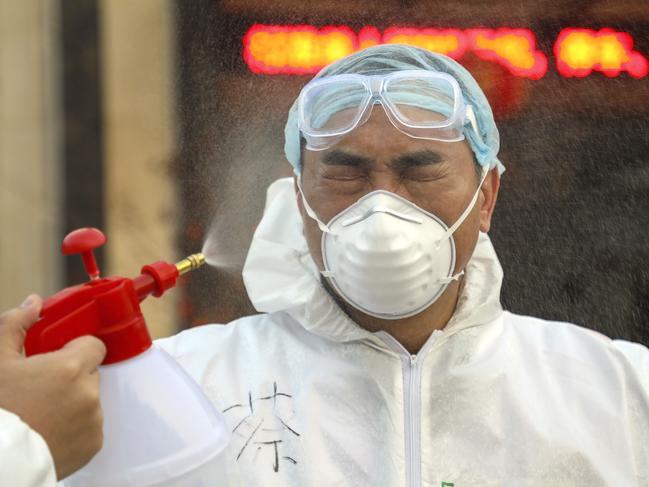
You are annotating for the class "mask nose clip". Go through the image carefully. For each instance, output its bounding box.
[341,206,424,227]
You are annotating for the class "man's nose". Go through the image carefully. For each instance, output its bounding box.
[367,171,410,199]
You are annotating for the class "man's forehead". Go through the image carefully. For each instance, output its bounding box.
[318,107,460,154]
[319,103,449,132]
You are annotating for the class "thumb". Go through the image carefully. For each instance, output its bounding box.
[0,294,43,355]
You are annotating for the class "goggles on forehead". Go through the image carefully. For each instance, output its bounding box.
[297,70,479,152]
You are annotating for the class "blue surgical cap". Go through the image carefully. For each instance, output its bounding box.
[284,44,505,175]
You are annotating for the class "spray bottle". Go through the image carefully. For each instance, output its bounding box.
[25,228,231,487]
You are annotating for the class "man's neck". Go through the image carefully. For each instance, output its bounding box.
[323,277,464,355]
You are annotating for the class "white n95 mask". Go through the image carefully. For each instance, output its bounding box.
[298,166,488,320]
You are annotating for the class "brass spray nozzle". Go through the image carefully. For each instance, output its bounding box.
[175,253,206,275]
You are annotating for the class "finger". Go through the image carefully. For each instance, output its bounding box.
[0,294,43,355]
[60,335,107,371]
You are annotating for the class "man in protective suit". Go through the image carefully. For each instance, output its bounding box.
[2,45,648,486]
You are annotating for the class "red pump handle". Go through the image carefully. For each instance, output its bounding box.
[24,227,193,364]
[62,228,106,279]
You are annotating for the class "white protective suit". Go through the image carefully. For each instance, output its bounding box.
[4,177,649,486]
[158,178,649,486]
[0,407,57,486]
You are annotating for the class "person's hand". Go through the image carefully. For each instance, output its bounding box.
[0,295,107,480]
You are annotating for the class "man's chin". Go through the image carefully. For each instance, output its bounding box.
[319,273,356,319]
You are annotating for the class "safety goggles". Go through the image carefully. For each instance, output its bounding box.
[297,70,478,151]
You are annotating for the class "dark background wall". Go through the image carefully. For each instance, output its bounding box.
[61,1,105,286]
[175,1,649,345]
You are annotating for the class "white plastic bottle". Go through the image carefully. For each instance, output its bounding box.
[63,346,231,487]
[23,229,233,486]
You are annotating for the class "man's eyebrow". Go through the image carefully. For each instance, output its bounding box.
[322,149,373,169]
[390,150,444,171]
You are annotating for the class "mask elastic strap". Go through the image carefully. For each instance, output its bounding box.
[296,174,333,234]
[438,165,489,244]
[438,269,464,284]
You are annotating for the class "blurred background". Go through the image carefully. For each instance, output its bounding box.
[1,0,647,343]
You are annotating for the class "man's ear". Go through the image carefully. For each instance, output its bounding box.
[479,167,500,233]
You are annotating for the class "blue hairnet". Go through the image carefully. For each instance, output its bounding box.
[284,44,505,175]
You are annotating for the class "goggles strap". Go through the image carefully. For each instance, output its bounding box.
[438,165,489,243]
[465,105,480,140]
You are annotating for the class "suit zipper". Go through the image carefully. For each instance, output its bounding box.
[377,331,441,487]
